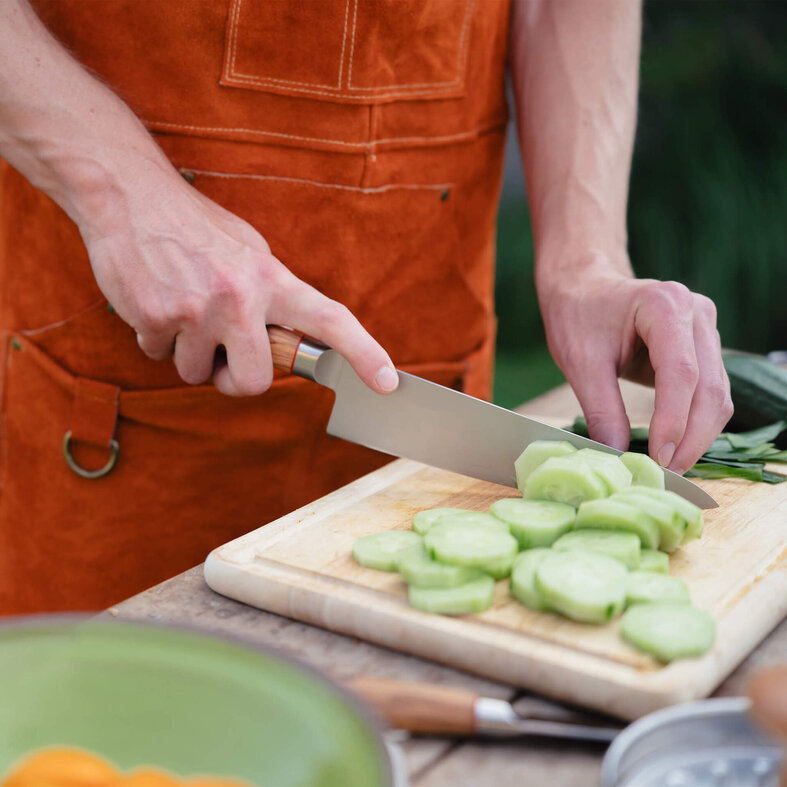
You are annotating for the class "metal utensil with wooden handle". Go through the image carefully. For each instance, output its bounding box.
[347,676,621,744]
[266,326,717,508]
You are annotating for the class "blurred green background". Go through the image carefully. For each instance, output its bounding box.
[493,0,786,408]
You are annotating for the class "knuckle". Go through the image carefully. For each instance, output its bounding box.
[583,409,610,434]
[320,300,353,330]
[694,294,717,322]
[671,357,699,384]
[646,280,692,313]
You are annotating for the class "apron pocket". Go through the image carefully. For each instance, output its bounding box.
[0,332,467,613]
[221,0,474,104]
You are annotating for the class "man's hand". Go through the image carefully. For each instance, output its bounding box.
[510,0,732,469]
[82,166,398,397]
[539,255,733,472]
[0,0,397,397]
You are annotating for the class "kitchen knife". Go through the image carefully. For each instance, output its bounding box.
[268,326,717,509]
[347,676,621,743]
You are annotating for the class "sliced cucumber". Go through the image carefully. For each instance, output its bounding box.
[412,507,488,535]
[628,486,704,542]
[352,530,423,571]
[514,440,577,493]
[509,548,552,611]
[638,549,670,574]
[489,498,575,549]
[398,546,484,588]
[552,528,641,570]
[620,452,665,489]
[626,571,690,606]
[424,521,518,579]
[535,551,628,623]
[576,449,633,494]
[620,603,715,661]
[409,575,496,615]
[524,456,607,508]
[574,499,660,549]
[611,491,685,552]
[418,509,510,536]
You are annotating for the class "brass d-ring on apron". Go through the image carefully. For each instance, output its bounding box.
[62,430,119,479]
[61,376,122,479]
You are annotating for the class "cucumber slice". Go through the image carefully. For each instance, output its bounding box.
[409,575,495,615]
[620,452,665,489]
[398,546,484,588]
[611,491,685,552]
[536,551,628,623]
[415,509,509,536]
[509,548,554,611]
[524,456,607,508]
[552,528,641,569]
[574,499,660,549]
[425,521,518,580]
[638,549,670,574]
[626,571,690,606]
[489,498,575,549]
[352,530,423,571]
[628,486,704,542]
[412,507,470,535]
[620,603,715,661]
[514,440,577,493]
[576,449,633,494]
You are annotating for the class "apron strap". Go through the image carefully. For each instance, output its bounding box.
[63,377,120,479]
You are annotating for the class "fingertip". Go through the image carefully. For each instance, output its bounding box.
[374,365,399,394]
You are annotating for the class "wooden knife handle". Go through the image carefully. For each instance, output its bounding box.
[347,676,479,735]
[267,325,304,373]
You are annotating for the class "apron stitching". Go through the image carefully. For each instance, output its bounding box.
[221,76,465,99]
[182,170,454,194]
[346,0,359,88]
[346,0,473,91]
[337,0,353,89]
[17,298,107,338]
[227,0,349,91]
[147,119,507,150]
[223,0,471,95]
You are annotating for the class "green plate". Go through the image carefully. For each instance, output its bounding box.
[0,617,394,786]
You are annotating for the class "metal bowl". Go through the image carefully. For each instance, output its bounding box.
[0,616,406,786]
[601,697,783,787]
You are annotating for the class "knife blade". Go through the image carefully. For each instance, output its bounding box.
[268,327,717,509]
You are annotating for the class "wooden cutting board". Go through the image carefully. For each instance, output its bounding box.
[205,445,786,720]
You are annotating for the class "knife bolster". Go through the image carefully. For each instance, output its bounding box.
[268,326,325,380]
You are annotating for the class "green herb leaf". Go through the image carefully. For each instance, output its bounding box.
[685,463,765,482]
[762,470,787,484]
[725,421,787,450]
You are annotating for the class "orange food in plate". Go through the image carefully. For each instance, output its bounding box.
[3,748,118,786]
[2,749,251,787]
[119,770,182,787]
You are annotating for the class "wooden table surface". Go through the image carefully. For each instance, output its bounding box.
[106,381,787,787]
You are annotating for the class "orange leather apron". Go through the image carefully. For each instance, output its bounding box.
[0,0,510,613]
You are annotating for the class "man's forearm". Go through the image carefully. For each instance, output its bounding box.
[0,0,172,234]
[510,0,641,287]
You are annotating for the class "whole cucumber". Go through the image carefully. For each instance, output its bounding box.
[723,354,787,444]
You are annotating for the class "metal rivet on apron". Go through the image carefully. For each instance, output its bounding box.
[62,430,119,480]
[180,169,196,185]
[10,338,22,351]
[441,190,450,202]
